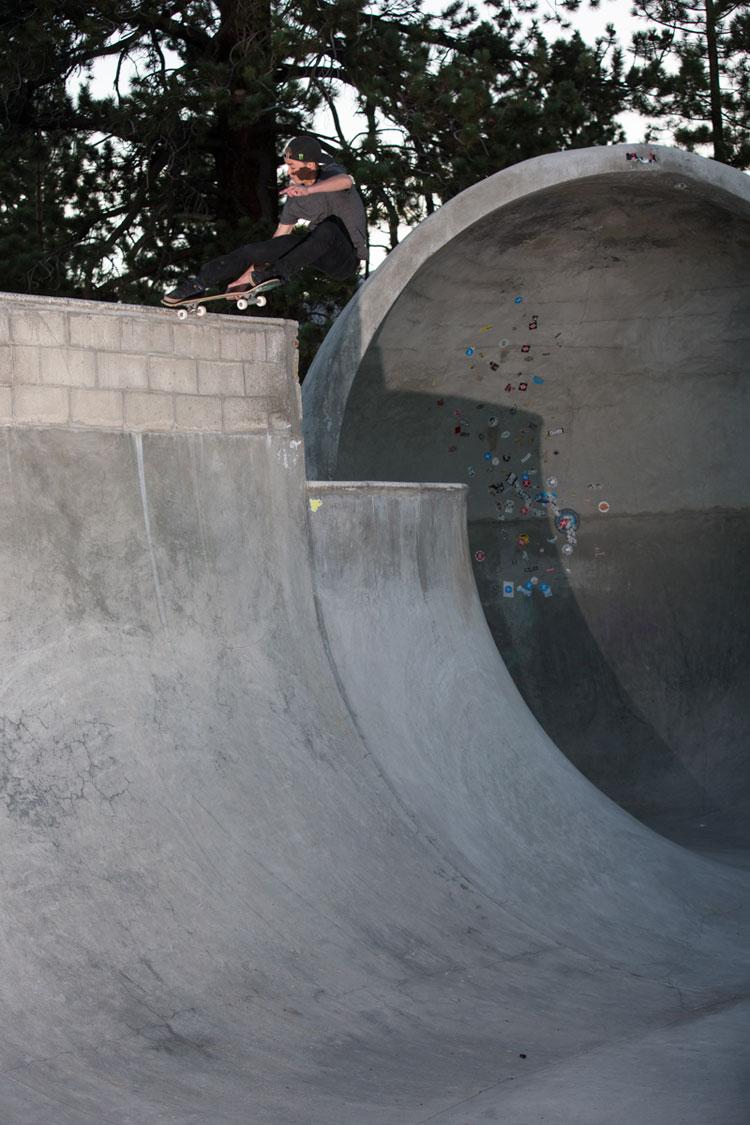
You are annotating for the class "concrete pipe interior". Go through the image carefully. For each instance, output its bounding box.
[303,145,750,859]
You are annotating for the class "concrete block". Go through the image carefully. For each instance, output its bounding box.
[10,309,67,347]
[11,345,41,384]
[124,392,175,431]
[174,394,223,432]
[268,398,293,431]
[265,329,289,364]
[121,318,173,355]
[149,355,198,394]
[70,388,124,429]
[243,361,286,396]
[69,313,121,351]
[0,344,13,383]
[222,396,268,432]
[0,386,11,424]
[97,352,149,390]
[171,321,221,359]
[13,384,69,425]
[197,359,244,397]
[40,347,97,387]
[219,329,266,363]
[0,309,9,345]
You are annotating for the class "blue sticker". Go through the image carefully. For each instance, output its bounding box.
[514,296,523,304]
[466,347,475,356]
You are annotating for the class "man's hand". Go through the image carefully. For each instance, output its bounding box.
[283,183,310,198]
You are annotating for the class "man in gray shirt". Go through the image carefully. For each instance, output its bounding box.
[163,136,368,304]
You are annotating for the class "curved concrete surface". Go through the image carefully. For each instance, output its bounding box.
[0,235,748,1120]
[302,144,750,848]
[1,426,748,1124]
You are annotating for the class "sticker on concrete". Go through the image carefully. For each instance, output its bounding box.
[555,509,579,532]
[598,501,610,513]
[503,581,515,597]
[474,550,486,562]
[515,296,523,304]
[309,499,323,512]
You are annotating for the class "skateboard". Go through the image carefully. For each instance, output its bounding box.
[167,278,282,319]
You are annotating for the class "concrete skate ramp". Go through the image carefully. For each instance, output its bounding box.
[302,144,750,850]
[0,248,748,1118]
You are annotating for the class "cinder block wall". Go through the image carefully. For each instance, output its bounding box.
[0,294,300,434]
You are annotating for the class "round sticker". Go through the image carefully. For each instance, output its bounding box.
[555,509,580,532]
[474,550,486,562]
[598,501,610,513]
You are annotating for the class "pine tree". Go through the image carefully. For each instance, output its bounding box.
[627,0,750,166]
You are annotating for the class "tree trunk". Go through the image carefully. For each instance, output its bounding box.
[212,0,279,227]
[704,0,729,163]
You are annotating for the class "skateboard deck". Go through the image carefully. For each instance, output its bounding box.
[166,278,282,319]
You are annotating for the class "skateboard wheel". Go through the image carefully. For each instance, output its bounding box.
[196,305,207,316]
[236,298,248,310]
[177,308,188,320]
[255,295,267,307]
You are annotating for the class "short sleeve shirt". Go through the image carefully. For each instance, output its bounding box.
[280,163,369,262]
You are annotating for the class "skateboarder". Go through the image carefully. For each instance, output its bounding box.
[163,135,368,305]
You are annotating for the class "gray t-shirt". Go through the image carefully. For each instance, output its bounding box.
[280,163,369,263]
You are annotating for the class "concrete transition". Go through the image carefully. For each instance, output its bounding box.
[0,144,747,1124]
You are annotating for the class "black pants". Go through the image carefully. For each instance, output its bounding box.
[197,218,359,288]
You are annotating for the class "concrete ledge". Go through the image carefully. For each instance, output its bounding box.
[0,293,300,434]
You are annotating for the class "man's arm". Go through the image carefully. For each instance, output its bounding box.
[273,223,295,236]
[284,173,353,198]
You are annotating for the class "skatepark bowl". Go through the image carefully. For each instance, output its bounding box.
[0,144,749,1123]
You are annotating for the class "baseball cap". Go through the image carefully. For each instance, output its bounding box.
[283,135,330,164]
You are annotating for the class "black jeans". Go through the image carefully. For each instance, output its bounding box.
[197,218,359,288]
